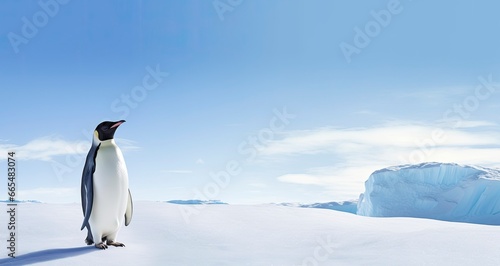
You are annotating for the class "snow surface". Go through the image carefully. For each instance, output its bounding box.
[358,162,500,225]
[2,202,500,265]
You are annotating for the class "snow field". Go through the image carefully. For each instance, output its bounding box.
[0,202,499,265]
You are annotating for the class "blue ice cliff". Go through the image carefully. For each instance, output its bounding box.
[357,162,500,225]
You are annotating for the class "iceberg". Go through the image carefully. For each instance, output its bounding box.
[357,162,500,225]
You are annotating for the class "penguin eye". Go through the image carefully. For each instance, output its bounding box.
[102,126,109,131]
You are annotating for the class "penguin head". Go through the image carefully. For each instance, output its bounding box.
[94,120,126,142]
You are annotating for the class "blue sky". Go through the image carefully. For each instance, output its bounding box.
[1,0,500,204]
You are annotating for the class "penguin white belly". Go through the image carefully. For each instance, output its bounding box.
[90,141,129,241]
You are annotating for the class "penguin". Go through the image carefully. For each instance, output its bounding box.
[81,120,133,249]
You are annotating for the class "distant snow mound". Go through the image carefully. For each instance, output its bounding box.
[166,200,227,205]
[279,201,358,214]
[0,200,42,204]
[357,162,500,225]
[305,201,357,214]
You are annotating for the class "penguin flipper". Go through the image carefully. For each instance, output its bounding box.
[81,144,99,231]
[125,189,133,226]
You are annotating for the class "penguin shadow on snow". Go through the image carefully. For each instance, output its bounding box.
[0,246,97,265]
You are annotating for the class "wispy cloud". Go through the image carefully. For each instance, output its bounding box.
[268,122,500,199]
[0,136,140,161]
[163,170,193,174]
[395,87,470,100]
[261,123,500,157]
[439,120,497,129]
[115,138,141,151]
[354,110,379,116]
[0,137,87,161]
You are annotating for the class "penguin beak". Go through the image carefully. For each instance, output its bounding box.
[110,120,126,129]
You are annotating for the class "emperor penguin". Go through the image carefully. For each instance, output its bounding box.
[81,120,133,249]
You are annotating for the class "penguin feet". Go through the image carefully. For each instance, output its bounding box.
[95,242,108,249]
[107,241,125,247]
[85,237,94,245]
